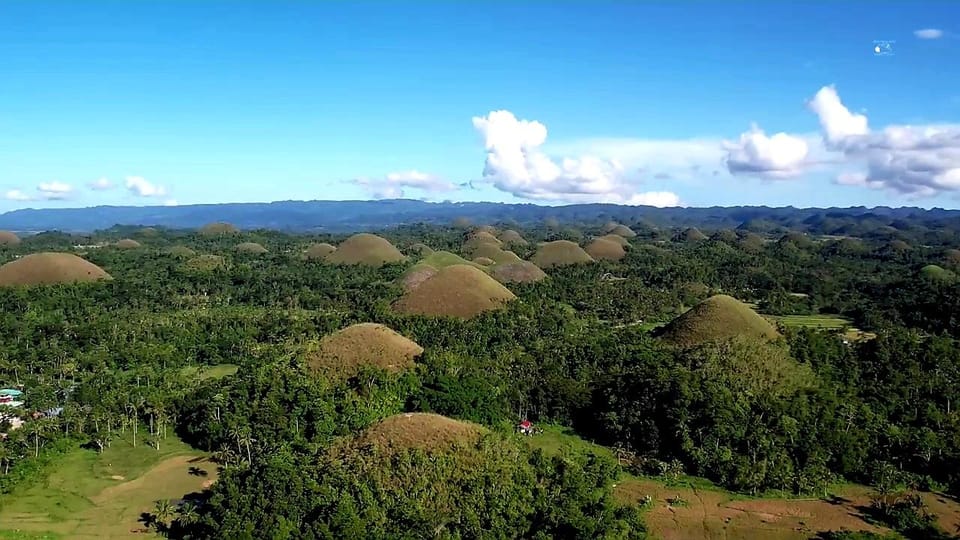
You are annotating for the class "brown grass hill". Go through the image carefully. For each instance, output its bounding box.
[304,242,336,260]
[490,261,547,284]
[709,229,739,245]
[886,240,911,252]
[165,246,197,258]
[325,233,406,267]
[920,264,957,283]
[182,254,227,273]
[0,231,22,246]
[136,227,158,236]
[530,240,594,269]
[408,243,434,256]
[655,294,781,349]
[0,252,112,286]
[777,232,814,250]
[609,224,637,238]
[472,256,494,266]
[676,227,708,242]
[235,242,268,254]
[737,232,766,253]
[598,234,629,247]
[452,217,472,229]
[416,251,484,270]
[584,238,626,261]
[489,250,523,265]
[114,238,141,249]
[400,264,439,291]
[199,222,239,236]
[602,221,620,233]
[472,225,498,236]
[347,413,487,454]
[945,249,960,268]
[305,323,423,382]
[393,264,516,319]
[470,242,509,261]
[498,229,528,247]
[462,231,502,254]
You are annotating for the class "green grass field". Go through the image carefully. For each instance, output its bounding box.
[768,314,877,341]
[178,363,239,381]
[0,434,216,539]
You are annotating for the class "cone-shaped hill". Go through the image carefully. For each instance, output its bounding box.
[462,231,502,254]
[490,261,547,284]
[235,242,268,254]
[347,413,487,454]
[417,250,483,269]
[676,227,708,242]
[473,256,494,266]
[656,294,780,348]
[0,253,112,286]
[304,243,336,260]
[182,254,227,273]
[472,225,498,236]
[498,229,528,246]
[710,229,739,244]
[598,234,629,247]
[166,246,196,258]
[393,264,516,319]
[945,249,960,267]
[114,238,141,249]
[609,224,637,238]
[0,231,21,246]
[920,264,957,283]
[305,323,423,381]
[530,240,594,269]
[585,238,626,261]
[400,264,439,291]
[325,233,406,267]
[408,243,434,256]
[199,222,239,235]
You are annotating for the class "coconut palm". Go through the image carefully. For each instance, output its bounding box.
[153,499,174,530]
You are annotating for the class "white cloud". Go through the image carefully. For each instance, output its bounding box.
[808,85,960,196]
[163,198,179,206]
[914,28,944,39]
[723,124,810,179]
[352,170,453,199]
[36,181,73,200]
[622,191,683,207]
[125,176,167,197]
[4,189,33,201]
[471,109,680,206]
[88,177,114,191]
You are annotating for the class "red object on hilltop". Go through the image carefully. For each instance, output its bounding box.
[519,420,532,429]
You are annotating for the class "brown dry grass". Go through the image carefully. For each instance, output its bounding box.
[472,225,498,236]
[470,242,507,261]
[530,240,595,269]
[325,233,406,267]
[609,224,637,238]
[738,232,766,253]
[400,264,439,291]
[473,256,494,266]
[944,248,960,267]
[393,264,516,319]
[491,250,523,264]
[498,229,528,246]
[235,242,268,254]
[0,252,112,286]
[585,238,626,261]
[408,242,434,256]
[462,231,502,254]
[304,242,336,259]
[165,245,196,258]
[114,238,141,249]
[136,227,158,237]
[350,413,486,453]
[305,323,423,381]
[678,227,708,242]
[887,239,911,251]
[657,294,781,348]
[598,234,629,247]
[199,222,239,235]
[710,229,740,244]
[490,261,547,284]
[0,231,21,245]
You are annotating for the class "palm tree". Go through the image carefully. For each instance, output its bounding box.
[177,501,199,527]
[153,499,174,530]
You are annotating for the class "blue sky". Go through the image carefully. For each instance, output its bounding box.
[1,1,958,211]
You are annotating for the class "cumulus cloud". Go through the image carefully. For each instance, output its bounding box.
[125,176,167,197]
[4,189,33,201]
[723,124,810,179]
[163,198,179,206]
[471,110,681,207]
[353,170,454,199]
[37,181,73,200]
[808,85,960,196]
[914,28,944,39]
[88,177,114,191]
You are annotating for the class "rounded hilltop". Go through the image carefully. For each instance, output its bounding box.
[305,323,423,381]
[114,238,141,249]
[347,412,487,454]
[235,242,268,254]
[597,233,629,247]
[0,231,21,246]
[462,231,502,254]
[199,222,239,235]
[530,240,594,269]
[0,252,112,287]
[165,245,196,258]
[920,264,957,283]
[325,233,405,267]
[400,264,438,291]
[393,264,516,319]
[584,237,626,261]
[490,261,547,284]
[608,224,637,238]
[303,242,336,260]
[498,229,528,247]
[677,227,707,242]
[182,254,227,273]
[656,294,780,348]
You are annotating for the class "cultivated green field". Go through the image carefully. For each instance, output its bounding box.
[178,363,239,381]
[0,434,216,539]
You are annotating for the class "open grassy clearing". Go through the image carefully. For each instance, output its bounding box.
[526,425,960,540]
[769,314,877,341]
[177,363,239,380]
[0,434,217,539]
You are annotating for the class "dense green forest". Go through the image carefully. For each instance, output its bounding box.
[1,219,959,539]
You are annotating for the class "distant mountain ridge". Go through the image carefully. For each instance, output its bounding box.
[0,199,957,234]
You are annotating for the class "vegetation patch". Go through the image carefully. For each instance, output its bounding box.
[181,254,227,273]
[0,252,112,287]
[325,233,406,267]
[656,294,781,348]
[919,264,956,283]
[165,245,196,258]
[393,264,516,318]
[530,240,594,269]
[305,323,423,381]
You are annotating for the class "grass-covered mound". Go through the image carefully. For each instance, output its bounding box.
[393,264,516,319]
[676,227,707,242]
[114,238,141,249]
[165,245,197,258]
[400,264,439,291]
[347,413,486,453]
[608,224,637,238]
[777,232,814,249]
[472,225,498,236]
[944,248,960,267]
[490,261,547,284]
[885,240,911,252]
[418,250,482,269]
[584,238,626,261]
[199,222,239,235]
[325,233,406,267]
[489,250,523,265]
[304,242,336,260]
[305,323,423,381]
[709,229,739,244]
[737,232,766,253]
[656,294,781,348]
[0,252,112,286]
[235,242,268,254]
[498,229,528,246]
[462,231,502,254]
[182,254,227,273]
[530,240,594,269]
[598,234,629,247]
[470,242,508,261]
[136,227,158,237]
[920,264,957,283]
[408,242,434,256]
[0,231,21,246]
[473,256,494,266]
